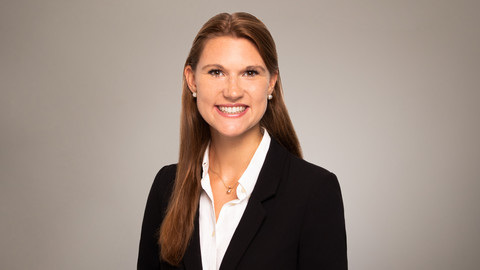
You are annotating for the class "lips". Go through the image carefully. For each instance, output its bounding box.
[217,105,247,114]
[215,104,249,117]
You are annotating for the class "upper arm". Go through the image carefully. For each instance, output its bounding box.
[297,172,348,269]
[138,165,176,270]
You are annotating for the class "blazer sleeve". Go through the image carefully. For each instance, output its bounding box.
[138,165,176,270]
[297,172,348,270]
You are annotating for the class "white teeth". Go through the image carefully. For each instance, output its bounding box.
[218,106,246,114]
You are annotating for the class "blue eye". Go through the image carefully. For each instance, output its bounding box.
[208,69,223,77]
[244,70,259,77]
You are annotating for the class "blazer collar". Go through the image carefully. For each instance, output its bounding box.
[220,138,289,270]
[182,138,290,270]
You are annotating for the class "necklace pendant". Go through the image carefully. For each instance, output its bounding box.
[226,187,233,194]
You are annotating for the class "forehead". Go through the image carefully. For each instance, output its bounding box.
[197,36,266,67]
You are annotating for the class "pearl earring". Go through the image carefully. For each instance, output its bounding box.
[268,94,273,100]
[192,92,197,98]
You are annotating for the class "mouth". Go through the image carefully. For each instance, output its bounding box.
[216,105,248,114]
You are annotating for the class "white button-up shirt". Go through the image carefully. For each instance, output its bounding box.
[199,130,271,270]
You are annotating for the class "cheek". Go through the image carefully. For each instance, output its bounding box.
[195,80,216,103]
[195,98,213,127]
[194,86,218,123]
[196,96,212,117]
[257,98,268,114]
[196,78,227,98]
[250,81,270,101]
[251,90,269,115]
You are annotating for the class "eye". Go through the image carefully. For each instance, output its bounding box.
[244,69,259,77]
[208,69,224,77]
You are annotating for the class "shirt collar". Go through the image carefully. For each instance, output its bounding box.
[200,129,271,201]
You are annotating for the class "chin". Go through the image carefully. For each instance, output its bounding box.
[217,130,247,138]
[212,125,260,139]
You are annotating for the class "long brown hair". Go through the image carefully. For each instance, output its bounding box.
[159,12,302,265]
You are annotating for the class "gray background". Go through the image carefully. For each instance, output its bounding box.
[1,0,479,269]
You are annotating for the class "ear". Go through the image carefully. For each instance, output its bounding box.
[268,71,278,95]
[184,65,197,93]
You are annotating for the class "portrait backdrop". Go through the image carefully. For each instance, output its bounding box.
[1,0,479,269]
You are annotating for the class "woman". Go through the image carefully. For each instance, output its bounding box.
[138,12,347,270]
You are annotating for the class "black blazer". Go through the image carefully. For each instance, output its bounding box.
[138,138,347,270]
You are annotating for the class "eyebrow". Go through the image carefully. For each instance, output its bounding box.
[246,65,267,72]
[201,64,267,73]
[201,64,224,71]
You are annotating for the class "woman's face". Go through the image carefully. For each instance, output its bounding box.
[185,36,277,139]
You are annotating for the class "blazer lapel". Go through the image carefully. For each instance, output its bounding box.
[219,138,289,270]
[183,210,203,270]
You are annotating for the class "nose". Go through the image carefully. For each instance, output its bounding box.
[223,76,243,100]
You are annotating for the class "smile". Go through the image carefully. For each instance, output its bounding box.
[217,105,247,114]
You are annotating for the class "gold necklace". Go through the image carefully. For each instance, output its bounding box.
[208,168,239,194]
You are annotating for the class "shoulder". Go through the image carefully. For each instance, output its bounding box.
[292,156,343,205]
[147,164,178,209]
[289,154,334,179]
[151,164,177,190]
[266,136,341,191]
[154,164,177,182]
[265,138,343,204]
[266,137,343,204]
[155,163,177,179]
[269,137,338,188]
[290,155,340,190]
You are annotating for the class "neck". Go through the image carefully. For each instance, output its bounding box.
[209,126,263,180]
